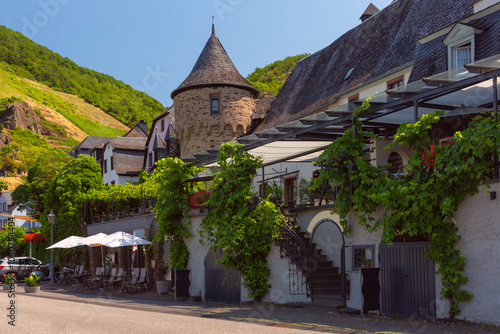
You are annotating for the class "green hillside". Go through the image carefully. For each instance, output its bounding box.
[0,25,164,127]
[246,54,310,98]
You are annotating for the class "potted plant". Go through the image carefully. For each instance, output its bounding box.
[24,273,41,293]
[154,262,172,295]
[3,273,17,291]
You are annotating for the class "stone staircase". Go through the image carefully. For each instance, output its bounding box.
[276,221,349,308]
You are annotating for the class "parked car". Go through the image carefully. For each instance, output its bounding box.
[0,257,43,281]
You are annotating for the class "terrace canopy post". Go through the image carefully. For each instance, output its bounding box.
[493,70,498,120]
[414,99,419,122]
[494,71,498,178]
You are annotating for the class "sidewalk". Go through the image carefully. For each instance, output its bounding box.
[27,281,500,334]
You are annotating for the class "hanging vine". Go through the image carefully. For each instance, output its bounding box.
[313,103,500,317]
[150,157,203,270]
[200,143,285,301]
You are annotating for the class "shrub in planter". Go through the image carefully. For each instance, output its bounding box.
[3,273,17,291]
[24,273,41,293]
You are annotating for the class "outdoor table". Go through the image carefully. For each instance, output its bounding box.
[95,273,111,291]
[118,274,132,294]
[78,273,92,290]
[58,269,75,286]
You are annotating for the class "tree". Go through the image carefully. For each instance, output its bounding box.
[42,155,103,246]
[0,179,8,191]
[12,153,70,220]
[0,225,28,257]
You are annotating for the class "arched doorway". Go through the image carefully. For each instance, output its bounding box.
[309,218,347,306]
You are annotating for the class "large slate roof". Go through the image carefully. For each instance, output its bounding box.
[171,25,259,99]
[256,0,478,132]
[67,136,114,157]
[113,151,144,176]
[1,192,12,206]
[109,137,147,151]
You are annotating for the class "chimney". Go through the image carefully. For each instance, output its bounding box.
[360,3,380,22]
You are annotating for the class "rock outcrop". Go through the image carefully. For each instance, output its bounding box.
[1,101,44,134]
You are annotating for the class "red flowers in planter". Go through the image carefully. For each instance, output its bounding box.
[24,232,47,243]
[421,137,453,169]
[189,190,210,208]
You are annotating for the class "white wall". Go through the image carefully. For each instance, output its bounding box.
[145,114,172,170]
[102,145,117,185]
[181,212,208,299]
[102,145,139,185]
[184,208,310,304]
[435,182,500,325]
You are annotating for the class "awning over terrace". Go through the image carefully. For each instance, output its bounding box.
[183,54,500,169]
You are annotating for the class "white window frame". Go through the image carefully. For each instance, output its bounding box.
[444,24,482,70]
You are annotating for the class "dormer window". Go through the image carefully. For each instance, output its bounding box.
[454,42,471,68]
[210,96,220,115]
[444,24,482,70]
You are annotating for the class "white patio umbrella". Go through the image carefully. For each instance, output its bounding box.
[81,233,109,269]
[81,233,109,247]
[46,236,85,249]
[101,231,151,248]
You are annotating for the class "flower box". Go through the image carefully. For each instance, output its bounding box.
[24,285,40,293]
[189,190,210,208]
[156,280,173,295]
[3,283,17,291]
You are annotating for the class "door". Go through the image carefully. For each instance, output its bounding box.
[379,242,436,318]
[205,248,241,304]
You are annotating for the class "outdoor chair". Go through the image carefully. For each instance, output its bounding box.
[111,268,124,288]
[130,268,150,291]
[86,267,104,289]
[72,265,86,284]
[119,267,140,294]
[103,268,120,289]
[128,268,141,285]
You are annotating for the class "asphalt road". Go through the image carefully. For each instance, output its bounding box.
[4,293,325,334]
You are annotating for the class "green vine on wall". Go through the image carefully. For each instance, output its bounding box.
[200,143,285,301]
[150,157,203,270]
[314,103,500,317]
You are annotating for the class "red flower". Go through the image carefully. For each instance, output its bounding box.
[189,190,211,208]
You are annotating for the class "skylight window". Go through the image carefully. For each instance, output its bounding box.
[344,68,355,80]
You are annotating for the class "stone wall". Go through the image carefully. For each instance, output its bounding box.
[173,86,256,157]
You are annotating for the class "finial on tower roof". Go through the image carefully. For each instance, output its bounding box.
[212,16,215,35]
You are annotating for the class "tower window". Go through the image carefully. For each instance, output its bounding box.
[210,97,220,115]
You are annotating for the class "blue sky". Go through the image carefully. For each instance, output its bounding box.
[0,0,394,107]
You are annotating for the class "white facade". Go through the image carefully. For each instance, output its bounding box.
[145,113,174,171]
[102,143,141,186]
[0,192,12,229]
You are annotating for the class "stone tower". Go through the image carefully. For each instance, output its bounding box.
[171,24,259,158]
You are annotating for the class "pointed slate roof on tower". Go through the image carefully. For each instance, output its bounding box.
[360,3,380,22]
[171,22,259,99]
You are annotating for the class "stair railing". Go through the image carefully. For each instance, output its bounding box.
[275,217,311,296]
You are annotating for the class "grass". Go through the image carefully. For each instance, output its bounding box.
[0,61,129,138]
[56,108,126,137]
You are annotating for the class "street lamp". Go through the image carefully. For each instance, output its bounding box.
[47,210,56,283]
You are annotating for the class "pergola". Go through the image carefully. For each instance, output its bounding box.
[183,54,500,177]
